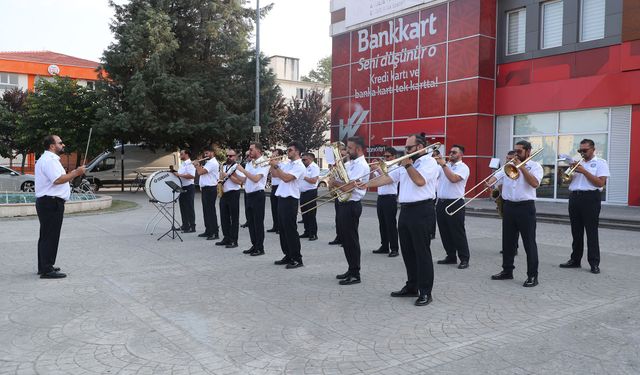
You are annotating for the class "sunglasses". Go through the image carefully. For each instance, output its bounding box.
[449,151,458,154]
[405,144,418,151]
[577,148,592,153]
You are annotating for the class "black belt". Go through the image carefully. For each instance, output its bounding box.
[38,195,65,203]
[570,190,599,196]
[279,196,298,201]
[201,185,218,189]
[400,199,434,207]
[378,194,397,198]
[338,200,361,205]
[504,199,534,205]
[246,190,265,195]
[437,198,460,202]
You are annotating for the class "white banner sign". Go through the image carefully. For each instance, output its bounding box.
[345,0,440,28]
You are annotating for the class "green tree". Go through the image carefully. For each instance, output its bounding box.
[0,88,28,169]
[98,0,280,154]
[282,90,330,152]
[301,56,332,84]
[20,77,100,167]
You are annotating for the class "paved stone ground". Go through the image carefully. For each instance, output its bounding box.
[1,191,640,375]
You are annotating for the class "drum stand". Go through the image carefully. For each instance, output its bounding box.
[156,181,183,242]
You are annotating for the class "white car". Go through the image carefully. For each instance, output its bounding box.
[0,165,35,192]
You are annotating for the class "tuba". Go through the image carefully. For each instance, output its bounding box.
[329,142,351,202]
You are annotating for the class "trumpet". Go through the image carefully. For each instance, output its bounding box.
[445,148,543,216]
[299,142,441,215]
[193,156,212,164]
[252,155,287,168]
[560,158,584,184]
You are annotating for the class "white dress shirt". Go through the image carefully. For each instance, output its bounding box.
[35,151,70,200]
[222,163,245,193]
[437,161,470,199]
[178,159,196,187]
[299,162,320,192]
[244,161,270,193]
[568,157,610,192]
[198,158,219,187]
[339,155,370,201]
[274,159,306,199]
[494,161,543,201]
[389,154,439,203]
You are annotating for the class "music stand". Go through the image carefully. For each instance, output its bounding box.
[157,181,184,242]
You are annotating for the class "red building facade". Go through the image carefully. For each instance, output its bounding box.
[331,0,639,206]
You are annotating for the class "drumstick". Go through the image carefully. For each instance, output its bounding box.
[82,127,93,165]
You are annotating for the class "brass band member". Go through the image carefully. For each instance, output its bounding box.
[559,139,609,274]
[487,140,542,287]
[364,134,439,306]
[195,146,220,240]
[333,136,370,285]
[328,144,348,246]
[372,147,399,257]
[216,149,246,248]
[174,150,196,233]
[496,150,519,256]
[299,152,320,241]
[435,144,471,269]
[271,141,307,269]
[236,142,270,256]
[267,149,285,234]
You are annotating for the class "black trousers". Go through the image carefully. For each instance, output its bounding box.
[270,184,279,230]
[36,196,65,274]
[220,189,240,243]
[337,201,363,275]
[278,197,301,262]
[246,190,266,251]
[300,189,318,236]
[333,198,341,241]
[178,185,196,229]
[436,199,470,261]
[502,200,538,277]
[201,186,219,236]
[398,200,435,295]
[376,195,399,251]
[569,190,601,266]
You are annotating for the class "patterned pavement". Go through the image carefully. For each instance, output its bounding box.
[1,191,639,374]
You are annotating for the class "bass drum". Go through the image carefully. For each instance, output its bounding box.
[145,171,183,203]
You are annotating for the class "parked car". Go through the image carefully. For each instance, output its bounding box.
[0,165,35,192]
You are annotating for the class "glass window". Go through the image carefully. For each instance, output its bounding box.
[0,166,11,175]
[580,0,605,42]
[556,133,608,199]
[514,113,557,135]
[541,1,563,49]
[506,9,526,55]
[94,157,116,172]
[0,72,19,90]
[559,109,608,133]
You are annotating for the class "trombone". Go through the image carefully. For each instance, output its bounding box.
[299,142,441,215]
[445,148,544,216]
[252,154,287,168]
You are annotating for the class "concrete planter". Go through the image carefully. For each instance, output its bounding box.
[0,195,112,218]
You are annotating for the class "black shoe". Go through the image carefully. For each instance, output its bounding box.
[225,242,238,249]
[182,228,196,233]
[559,260,581,268]
[372,247,389,254]
[458,261,469,269]
[390,286,419,297]
[286,260,303,269]
[198,232,210,238]
[250,250,265,256]
[388,250,399,258]
[437,257,457,265]
[415,294,433,306]
[40,271,67,279]
[274,257,290,265]
[339,275,361,285]
[299,233,310,239]
[267,228,278,233]
[328,238,341,245]
[243,247,255,254]
[215,240,229,246]
[37,267,60,275]
[523,276,538,287]
[206,234,219,240]
[491,271,514,280]
[336,271,350,280]
[308,234,318,241]
[591,265,600,274]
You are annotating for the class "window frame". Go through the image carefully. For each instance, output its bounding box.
[505,8,527,56]
[579,0,606,42]
[540,0,564,50]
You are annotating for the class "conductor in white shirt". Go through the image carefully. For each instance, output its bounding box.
[35,135,86,279]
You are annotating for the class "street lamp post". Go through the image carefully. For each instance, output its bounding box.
[254,0,261,142]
